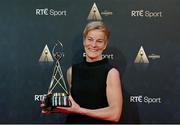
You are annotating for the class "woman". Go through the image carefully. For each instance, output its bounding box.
[42,21,123,123]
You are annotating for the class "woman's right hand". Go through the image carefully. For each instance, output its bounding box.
[40,99,51,115]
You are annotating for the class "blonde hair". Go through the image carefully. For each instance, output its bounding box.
[83,21,110,43]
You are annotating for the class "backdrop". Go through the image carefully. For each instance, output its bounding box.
[0,0,180,123]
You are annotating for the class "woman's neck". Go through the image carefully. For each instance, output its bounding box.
[86,56,103,62]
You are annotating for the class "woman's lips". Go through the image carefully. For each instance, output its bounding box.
[87,48,99,52]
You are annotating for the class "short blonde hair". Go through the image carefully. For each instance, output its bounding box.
[83,21,110,43]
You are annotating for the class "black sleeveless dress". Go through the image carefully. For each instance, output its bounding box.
[65,58,115,124]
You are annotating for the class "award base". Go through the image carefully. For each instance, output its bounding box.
[41,92,71,111]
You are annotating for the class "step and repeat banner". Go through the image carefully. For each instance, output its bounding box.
[0,0,180,123]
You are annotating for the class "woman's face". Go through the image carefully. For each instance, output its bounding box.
[83,29,107,62]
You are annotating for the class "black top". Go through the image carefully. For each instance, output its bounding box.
[65,58,115,124]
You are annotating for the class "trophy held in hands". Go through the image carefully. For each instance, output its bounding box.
[41,41,71,112]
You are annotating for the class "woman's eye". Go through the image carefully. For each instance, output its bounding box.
[97,40,103,43]
[88,38,93,41]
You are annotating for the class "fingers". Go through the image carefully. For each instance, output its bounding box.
[69,95,73,100]
[41,109,51,115]
[40,103,46,108]
[69,95,75,102]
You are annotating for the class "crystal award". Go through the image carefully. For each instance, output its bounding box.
[41,41,71,111]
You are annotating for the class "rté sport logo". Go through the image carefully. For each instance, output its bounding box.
[130,95,162,104]
[131,10,162,18]
[35,8,67,16]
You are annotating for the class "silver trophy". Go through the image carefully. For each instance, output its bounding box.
[41,41,71,111]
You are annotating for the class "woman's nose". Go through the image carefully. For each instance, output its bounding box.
[91,41,97,47]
